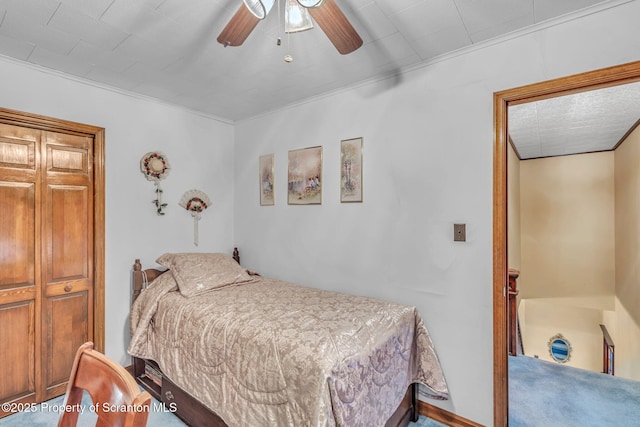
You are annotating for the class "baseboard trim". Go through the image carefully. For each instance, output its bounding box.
[418,401,484,427]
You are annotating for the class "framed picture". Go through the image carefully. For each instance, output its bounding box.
[288,146,322,205]
[340,137,363,202]
[259,154,274,206]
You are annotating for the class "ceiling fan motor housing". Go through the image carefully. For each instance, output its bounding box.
[223,0,362,55]
[297,0,326,7]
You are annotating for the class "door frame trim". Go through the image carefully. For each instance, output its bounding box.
[493,60,640,426]
[0,107,105,352]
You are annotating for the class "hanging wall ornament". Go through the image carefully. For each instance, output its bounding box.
[179,189,211,246]
[140,151,171,215]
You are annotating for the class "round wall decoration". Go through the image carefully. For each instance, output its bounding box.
[179,189,211,246]
[141,151,170,181]
[548,333,572,363]
[140,151,171,215]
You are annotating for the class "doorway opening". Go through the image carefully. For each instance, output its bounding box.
[493,60,640,426]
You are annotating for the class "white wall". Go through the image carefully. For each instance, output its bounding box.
[507,143,521,272]
[0,56,236,365]
[520,299,603,372]
[233,1,640,424]
[614,118,640,380]
[519,152,615,303]
[611,297,640,379]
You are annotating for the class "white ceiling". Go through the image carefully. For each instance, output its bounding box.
[1,0,635,158]
[0,0,614,122]
[509,82,640,160]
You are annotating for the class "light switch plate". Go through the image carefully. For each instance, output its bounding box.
[454,223,466,242]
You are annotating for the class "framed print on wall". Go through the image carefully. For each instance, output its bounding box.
[288,146,322,205]
[259,154,275,206]
[340,137,363,203]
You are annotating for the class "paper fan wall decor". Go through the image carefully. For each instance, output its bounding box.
[140,151,171,215]
[179,189,211,246]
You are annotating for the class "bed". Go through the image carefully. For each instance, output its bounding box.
[128,251,448,426]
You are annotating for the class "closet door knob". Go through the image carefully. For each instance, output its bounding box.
[64,285,72,292]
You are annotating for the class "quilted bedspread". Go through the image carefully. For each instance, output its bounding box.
[128,272,448,426]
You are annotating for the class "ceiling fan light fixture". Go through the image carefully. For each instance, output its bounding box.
[243,0,275,19]
[286,0,314,33]
[297,0,325,7]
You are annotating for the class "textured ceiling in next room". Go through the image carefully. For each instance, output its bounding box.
[509,81,640,160]
[0,0,617,121]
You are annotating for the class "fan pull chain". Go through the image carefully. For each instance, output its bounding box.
[284,7,293,63]
[284,31,293,62]
[276,0,282,46]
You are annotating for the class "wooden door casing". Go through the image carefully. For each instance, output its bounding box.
[493,60,640,426]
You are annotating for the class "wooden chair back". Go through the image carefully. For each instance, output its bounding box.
[57,342,151,427]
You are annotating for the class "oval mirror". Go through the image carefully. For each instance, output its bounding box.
[548,333,572,363]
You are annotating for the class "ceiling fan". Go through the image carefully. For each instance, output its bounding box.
[217,0,363,55]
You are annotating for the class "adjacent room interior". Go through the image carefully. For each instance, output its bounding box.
[494,58,640,426]
[1,1,640,426]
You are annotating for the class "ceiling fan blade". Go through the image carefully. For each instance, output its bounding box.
[307,0,363,55]
[217,4,261,47]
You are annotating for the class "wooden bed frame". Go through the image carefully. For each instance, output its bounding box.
[131,250,418,427]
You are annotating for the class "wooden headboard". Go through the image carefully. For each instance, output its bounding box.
[132,248,240,302]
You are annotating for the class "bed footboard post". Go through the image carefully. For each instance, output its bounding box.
[133,259,143,302]
[410,383,419,422]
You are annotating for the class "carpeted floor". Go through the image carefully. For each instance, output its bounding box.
[413,416,447,426]
[0,392,446,426]
[509,355,640,427]
[10,356,639,427]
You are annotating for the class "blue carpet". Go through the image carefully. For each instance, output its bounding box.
[0,392,445,426]
[412,416,447,426]
[509,355,640,427]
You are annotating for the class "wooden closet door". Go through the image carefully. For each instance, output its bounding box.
[0,124,40,406]
[0,123,95,409]
[41,131,93,400]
